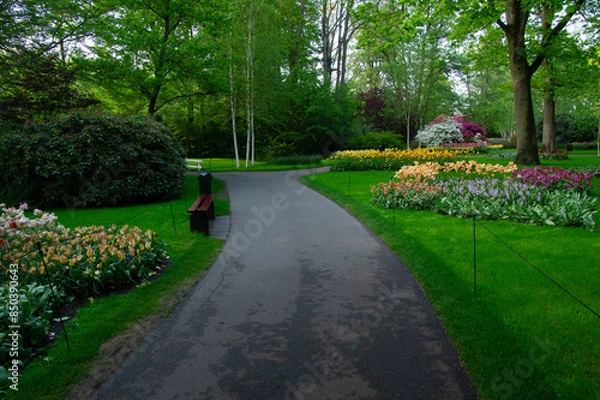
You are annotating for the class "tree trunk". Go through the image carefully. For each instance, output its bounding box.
[511,60,540,165]
[541,4,556,153]
[321,0,332,88]
[245,2,255,168]
[542,80,556,152]
[148,85,161,116]
[501,0,540,165]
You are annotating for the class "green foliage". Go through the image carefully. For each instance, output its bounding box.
[0,111,186,208]
[347,132,405,150]
[0,282,55,382]
[575,165,600,177]
[0,49,98,123]
[539,149,569,160]
[536,114,599,144]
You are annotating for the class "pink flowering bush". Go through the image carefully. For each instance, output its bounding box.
[458,121,488,142]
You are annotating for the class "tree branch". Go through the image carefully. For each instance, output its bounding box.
[529,0,586,75]
[496,18,508,33]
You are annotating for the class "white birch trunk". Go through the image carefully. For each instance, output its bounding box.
[229,33,240,169]
[245,3,253,168]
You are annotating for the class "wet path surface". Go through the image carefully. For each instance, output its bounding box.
[93,170,477,399]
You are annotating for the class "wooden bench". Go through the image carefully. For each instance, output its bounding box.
[186,158,203,172]
[187,194,215,234]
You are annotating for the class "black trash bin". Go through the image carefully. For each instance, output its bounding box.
[198,172,213,195]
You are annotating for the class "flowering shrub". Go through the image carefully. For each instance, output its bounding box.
[0,204,169,371]
[416,119,464,146]
[418,115,488,145]
[372,163,597,229]
[459,121,488,142]
[329,148,470,171]
[512,166,594,192]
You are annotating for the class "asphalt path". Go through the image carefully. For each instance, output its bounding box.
[92,169,478,400]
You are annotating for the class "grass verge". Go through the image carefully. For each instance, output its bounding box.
[186,157,332,172]
[302,162,600,399]
[5,175,227,400]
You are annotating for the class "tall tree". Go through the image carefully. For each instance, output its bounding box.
[84,0,224,116]
[354,0,457,144]
[320,0,358,90]
[457,26,515,136]
[453,0,587,164]
[0,49,98,122]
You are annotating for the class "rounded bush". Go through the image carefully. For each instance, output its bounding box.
[415,119,463,146]
[0,111,186,208]
[347,131,405,150]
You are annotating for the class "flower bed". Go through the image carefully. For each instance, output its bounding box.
[0,203,168,371]
[372,162,597,230]
[329,148,470,171]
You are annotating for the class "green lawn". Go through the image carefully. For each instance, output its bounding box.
[5,175,226,400]
[302,158,600,399]
[186,157,331,172]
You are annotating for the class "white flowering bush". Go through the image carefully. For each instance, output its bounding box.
[415,119,464,146]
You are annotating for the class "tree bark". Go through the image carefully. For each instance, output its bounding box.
[500,0,540,165]
[541,4,556,152]
[542,68,556,152]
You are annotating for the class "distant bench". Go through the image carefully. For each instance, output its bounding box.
[186,158,203,172]
[187,194,215,235]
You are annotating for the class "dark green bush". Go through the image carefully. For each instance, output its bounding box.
[347,131,405,150]
[0,111,186,208]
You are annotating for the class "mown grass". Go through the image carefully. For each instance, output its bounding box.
[5,175,226,400]
[302,157,600,400]
[186,157,331,172]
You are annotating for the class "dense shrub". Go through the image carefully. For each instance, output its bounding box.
[536,114,599,143]
[415,119,463,146]
[539,149,569,160]
[0,111,186,208]
[459,121,488,142]
[347,132,405,150]
[417,115,488,146]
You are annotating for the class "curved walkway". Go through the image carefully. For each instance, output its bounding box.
[92,169,478,399]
